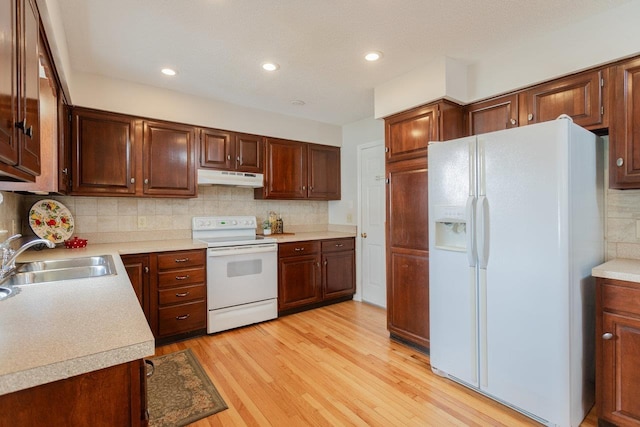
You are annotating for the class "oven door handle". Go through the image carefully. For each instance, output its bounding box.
[208,244,277,257]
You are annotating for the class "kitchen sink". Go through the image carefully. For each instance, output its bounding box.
[16,255,115,273]
[5,255,117,287]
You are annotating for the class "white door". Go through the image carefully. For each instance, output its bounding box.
[359,142,386,307]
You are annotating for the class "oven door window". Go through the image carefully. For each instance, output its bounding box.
[227,259,262,277]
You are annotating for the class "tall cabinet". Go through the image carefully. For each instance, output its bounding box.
[384,100,463,349]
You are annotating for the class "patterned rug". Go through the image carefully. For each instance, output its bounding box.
[147,348,228,427]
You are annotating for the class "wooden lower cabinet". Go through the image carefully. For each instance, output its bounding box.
[596,278,640,427]
[122,249,207,343]
[0,360,147,427]
[278,238,355,314]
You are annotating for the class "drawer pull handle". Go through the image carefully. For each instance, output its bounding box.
[602,332,614,340]
[176,314,190,320]
[335,244,344,247]
[294,247,305,252]
[175,291,190,297]
[175,258,190,263]
[175,275,190,281]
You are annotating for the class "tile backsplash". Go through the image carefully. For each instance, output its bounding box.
[18,186,329,244]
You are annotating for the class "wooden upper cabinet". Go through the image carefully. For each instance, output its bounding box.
[257,137,307,199]
[0,0,41,182]
[519,69,606,130]
[611,57,640,189]
[307,144,340,200]
[143,120,197,197]
[71,108,136,195]
[464,94,518,135]
[385,100,463,162]
[385,105,438,162]
[199,129,263,173]
[235,133,263,173]
[199,128,233,170]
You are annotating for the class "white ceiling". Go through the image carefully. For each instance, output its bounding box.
[56,0,630,126]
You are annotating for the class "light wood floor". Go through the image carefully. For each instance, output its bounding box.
[156,301,598,426]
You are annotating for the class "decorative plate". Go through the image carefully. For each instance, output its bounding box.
[28,199,75,243]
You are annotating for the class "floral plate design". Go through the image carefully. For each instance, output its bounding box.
[28,199,75,243]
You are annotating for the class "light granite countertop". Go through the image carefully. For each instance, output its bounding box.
[0,232,355,396]
[592,258,640,283]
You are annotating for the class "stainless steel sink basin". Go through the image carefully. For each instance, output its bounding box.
[6,255,117,286]
[16,255,115,273]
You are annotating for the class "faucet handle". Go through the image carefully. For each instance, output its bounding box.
[0,234,21,249]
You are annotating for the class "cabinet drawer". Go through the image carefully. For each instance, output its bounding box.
[602,281,640,316]
[158,300,206,337]
[321,238,355,253]
[279,241,320,258]
[158,284,206,305]
[157,250,205,270]
[157,267,205,288]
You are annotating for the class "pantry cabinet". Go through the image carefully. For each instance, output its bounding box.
[0,0,41,182]
[69,107,197,197]
[122,249,207,343]
[518,69,607,131]
[610,57,640,189]
[278,237,355,314]
[199,127,263,173]
[596,277,640,426]
[385,100,463,163]
[256,138,341,200]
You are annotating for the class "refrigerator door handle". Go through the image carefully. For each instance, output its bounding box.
[466,196,477,267]
[476,196,490,269]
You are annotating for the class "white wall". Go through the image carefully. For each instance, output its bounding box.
[329,117,384,225]
[71,73,342,146]
[374,1,640,118]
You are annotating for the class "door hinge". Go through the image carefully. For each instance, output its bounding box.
[68,112,72,122]
[601,105,604,116]
[601,78,605,87]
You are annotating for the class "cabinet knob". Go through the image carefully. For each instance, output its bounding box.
[144,266,149,273]
[602,332,614,340]
[324,260,328,266]
[130,177,135,184]
[237,156,240,162]
[510,118,517,125]
[227,155,231,160]
[144,178,149,185]
[385,147,389,153]
[527,113,534,121]
[302,186,306,190]
[361,233,367,238]
[616,157,624,167]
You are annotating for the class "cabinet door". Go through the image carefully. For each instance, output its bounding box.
[386,157,430,348]
[261,137,307,199]
[322,249,355,300]
[308,144,340,200]
[519,69,605,129]
[143,120,197,197]
[15,0,40,176]
[385,104,438,162]
[122,254,150,325]
[236,133,263,173]
[0,0,18,167]
[199,127,234,170]
[465,94,518,135]
[599,311,640,426]
[71,108,137,195]
[278,254,321,311]
[611,58,640,189]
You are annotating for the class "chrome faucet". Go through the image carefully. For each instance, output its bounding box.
[0,234,55,280]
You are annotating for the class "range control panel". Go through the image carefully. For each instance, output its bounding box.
[192,216,257,231]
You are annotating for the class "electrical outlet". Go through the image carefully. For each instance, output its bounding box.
[138,216,147,229]
[346,213,353,223]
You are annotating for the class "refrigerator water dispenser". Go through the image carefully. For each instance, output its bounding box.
[434,205,466,251]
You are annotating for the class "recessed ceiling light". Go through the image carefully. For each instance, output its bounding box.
[161,68,177,76]
[364,51,383,62]
[290,100,305,106]
[262,62,280,71]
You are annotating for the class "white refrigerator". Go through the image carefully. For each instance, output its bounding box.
[428,118,603,426]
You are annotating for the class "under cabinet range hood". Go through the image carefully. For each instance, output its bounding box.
[197,169,264,188]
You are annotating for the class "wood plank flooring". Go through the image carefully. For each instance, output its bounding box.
[156,301,598,426]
